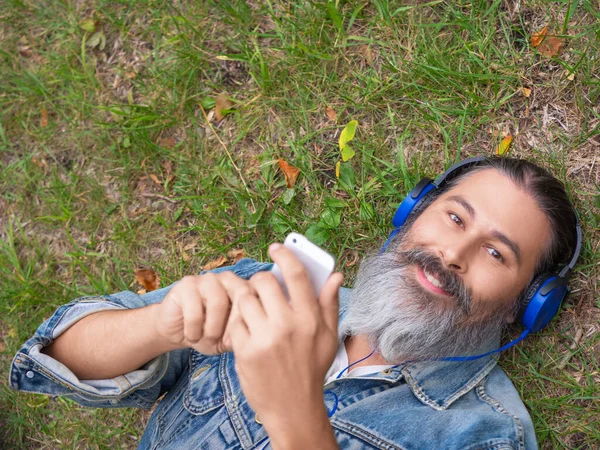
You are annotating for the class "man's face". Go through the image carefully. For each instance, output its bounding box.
[404,168,551,321]
[340,168,552,362]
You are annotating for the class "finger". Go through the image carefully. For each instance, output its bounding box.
[177,277,205,343]
[268,243,318,313]
[319,272,343,334]
[201,276,233,345]
[237,292,267,335]
[217,272,258,306]
[249,271,290,319]
[228,306,250,353]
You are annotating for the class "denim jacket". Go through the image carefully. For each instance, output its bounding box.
[10,258,537,450]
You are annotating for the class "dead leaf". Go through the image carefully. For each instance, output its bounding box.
[326,106,337,122]
[565,71,575,81]
[0,340,5,352]
[183,242,198,251]
[149,174,162,186]
[125,71,137,79]
[137,288,147,295]
[40,107,48,127]
[344,250,359,268]
[359,44,374,65]
[495,135,513,156]
[530,26,547,47]
[278,158,300,188]
[203,255,228,271]
[538,35,564,57]
[521,87,532,98]
[134,268,160,292]
[159,137,176,149]
[215,95,233,121]
[17,36,33,57]
[227,249,244,263]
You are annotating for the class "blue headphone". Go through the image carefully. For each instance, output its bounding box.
[382,156,582,341]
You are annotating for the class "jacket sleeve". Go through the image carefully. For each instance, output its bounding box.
[9,258,273,409]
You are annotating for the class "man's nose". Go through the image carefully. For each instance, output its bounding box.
[439,238,470,273]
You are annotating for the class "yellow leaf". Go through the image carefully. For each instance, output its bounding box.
[278,158,301,188]
[335,161,340,178]
[530,26,547,48]
[80,18,97,33]
[215,95,233,121]
[495,135,513,156]
[339,120,358,150]
[341,145,355,162]
[134,269,160,292]
[521,87,531,98]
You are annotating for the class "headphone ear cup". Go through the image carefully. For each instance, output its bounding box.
[520,275,568,333]
[392,178,436,228]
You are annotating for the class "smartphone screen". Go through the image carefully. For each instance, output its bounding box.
[271,233,336,299]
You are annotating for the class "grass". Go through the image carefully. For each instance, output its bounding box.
[1,0,599,448]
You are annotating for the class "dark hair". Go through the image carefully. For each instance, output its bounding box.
[442,157,578,278]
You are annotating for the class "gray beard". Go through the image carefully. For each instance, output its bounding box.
[339,241,508,363]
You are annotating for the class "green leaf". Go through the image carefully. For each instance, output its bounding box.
[282,188,295,205]
[327,1,344,33]
[320,209,341,229]
[337,162,355,190]
[306,223,330,246]
[269,212,290,234]
[80,19,96,33]
[339,120,358,150]
[324,198,346,210]
[200,97,216,109]
[359,202,375,221]
[99,33,106,51]
[86,31,103,48]
[122,136,131,148]
[341,145,355,162]
[173,206,184,222]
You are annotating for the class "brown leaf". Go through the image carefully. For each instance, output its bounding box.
[521,87,531,98]
[183,241,198,251]
[359,44,374,65]
[538,35,564,57]
[40,107,48,127]
[530,26,547,48]
[125,71,137,79]
[159,137,176,149]
[326,106,337,122]
[18,36,33,57]
[344,250,359,268]
[134,269,160,292]
[149,174,162,186]
[227,248,244,263]
[215,95,233,121]
[203,255,228,271]
[278,158,300,188]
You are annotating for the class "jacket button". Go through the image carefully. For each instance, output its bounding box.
[382,368,393,375]
[26,371,34,379]
[254,413,262,424]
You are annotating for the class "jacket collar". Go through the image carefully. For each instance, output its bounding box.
[337,287,499,411]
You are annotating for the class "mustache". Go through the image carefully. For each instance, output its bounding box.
[398,247,472,315]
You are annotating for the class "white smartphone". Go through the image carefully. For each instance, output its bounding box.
[271,232,336,299]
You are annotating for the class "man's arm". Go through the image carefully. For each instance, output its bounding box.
[42,303,172,379]
[43,272,247,380]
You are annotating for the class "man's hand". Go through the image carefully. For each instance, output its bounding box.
[229,243,343,450]
[154,272,247,355]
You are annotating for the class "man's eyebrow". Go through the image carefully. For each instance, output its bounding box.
[446,195,522,265]
[491,230,522,265]
[446,195,476,218]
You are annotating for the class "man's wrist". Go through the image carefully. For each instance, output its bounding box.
[262,399,337,450]
[146,303,182,354]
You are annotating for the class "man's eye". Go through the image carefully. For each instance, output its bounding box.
[487,247,504,262]
[449,213,463,227]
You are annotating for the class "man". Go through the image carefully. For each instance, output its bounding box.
[10,157,579,450]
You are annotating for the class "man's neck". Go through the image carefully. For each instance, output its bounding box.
[344,335,390,368]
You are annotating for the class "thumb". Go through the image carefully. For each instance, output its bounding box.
[318,272,343,334]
